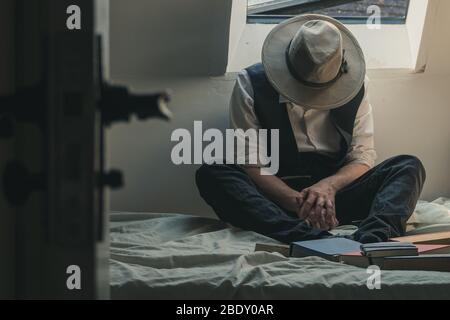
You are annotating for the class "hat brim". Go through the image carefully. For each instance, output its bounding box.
[262,14,366,111]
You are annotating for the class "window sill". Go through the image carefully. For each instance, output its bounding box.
[227,0,429,74]
[227,23,413,73]
[247,15,407,25]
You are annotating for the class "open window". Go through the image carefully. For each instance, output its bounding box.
[247,0,410,24]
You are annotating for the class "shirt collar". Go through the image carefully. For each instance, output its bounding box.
[278,95,314,112]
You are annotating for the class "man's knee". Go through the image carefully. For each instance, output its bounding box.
[399,155,426,179]
[196,164,225,204]
[388,155,426,183]
[196,164,219,188]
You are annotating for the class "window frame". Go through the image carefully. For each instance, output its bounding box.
[247,0,410,25]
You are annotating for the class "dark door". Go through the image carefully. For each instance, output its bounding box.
[1,0,109,299]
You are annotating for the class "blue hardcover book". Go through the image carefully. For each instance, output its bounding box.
[290,238,362,262]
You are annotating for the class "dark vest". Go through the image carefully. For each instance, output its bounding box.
[246,63,365,178]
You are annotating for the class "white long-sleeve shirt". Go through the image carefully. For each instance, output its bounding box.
[230,69,377,168]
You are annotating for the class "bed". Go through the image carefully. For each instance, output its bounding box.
[110,198,450,300]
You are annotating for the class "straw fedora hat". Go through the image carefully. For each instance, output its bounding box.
[262,14,366,110]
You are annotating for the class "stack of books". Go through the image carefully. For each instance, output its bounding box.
[340,242,450,270]
[254,231,450,272]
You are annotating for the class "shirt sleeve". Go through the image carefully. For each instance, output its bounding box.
[345,80,377,168]
[230,70,260,130]
[229,70,267,168]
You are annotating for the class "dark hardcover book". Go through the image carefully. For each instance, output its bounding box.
[383,254,450,272]
[290,238,362,262]
[340,244,450,268]
[361,242,419,258]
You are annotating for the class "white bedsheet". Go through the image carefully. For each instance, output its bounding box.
[110,199,450,300]
[407,198,450,234]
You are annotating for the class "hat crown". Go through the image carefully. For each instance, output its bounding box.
[288,20,343,85]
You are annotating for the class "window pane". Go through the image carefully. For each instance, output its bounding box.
[248,0,409,20]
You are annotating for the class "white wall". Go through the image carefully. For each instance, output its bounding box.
[108,75,236,215]
[407,0,430,70]
[368,71,450,199]
[423,0,450,74]
[96,0,110,79]
[228,0,247,67]
[108,0,450,217]
[110,0,232,78]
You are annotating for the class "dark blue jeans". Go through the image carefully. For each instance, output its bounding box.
[196,155,426,244]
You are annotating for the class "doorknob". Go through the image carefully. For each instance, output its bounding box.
[98,85,172,126]
[95,36,172,127]
[98,169,123,190]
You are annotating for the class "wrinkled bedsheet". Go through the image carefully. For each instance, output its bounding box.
[110,199,450,300]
